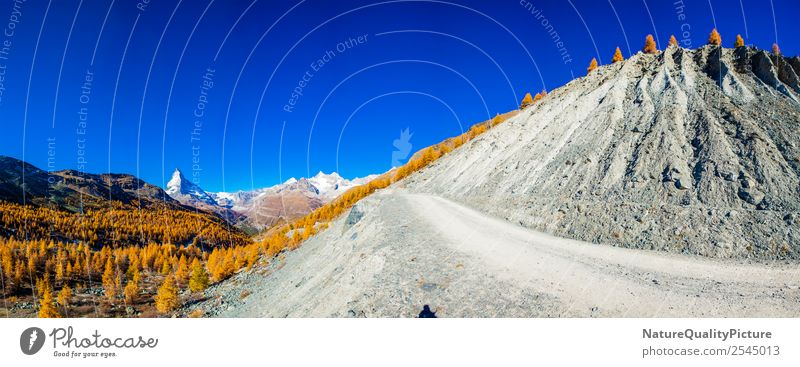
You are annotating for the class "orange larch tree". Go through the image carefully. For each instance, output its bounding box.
[708,28,721,46]
[38,286,61,318]
[668,35,678,47]
[519,93,533,109]
[154,275,179,314]
[586,58,598,74]
[734,34,745,48]
[612,47,624,63]
[101,258,117,301]
[643,35,658,54]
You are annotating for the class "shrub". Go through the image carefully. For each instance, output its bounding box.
[188,309,204,318]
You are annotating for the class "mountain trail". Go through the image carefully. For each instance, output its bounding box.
[194,191,800,317]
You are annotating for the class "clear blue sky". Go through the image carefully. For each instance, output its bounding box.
[1,0,797,192]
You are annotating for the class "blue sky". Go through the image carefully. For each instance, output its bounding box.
[1,0,797,192]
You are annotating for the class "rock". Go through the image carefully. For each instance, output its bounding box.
[741,177,756,189]
[675,178,691,190]
[737,188,765,205]
[421,282,438,291]
[751,51,797,100]
[344,204,365,230]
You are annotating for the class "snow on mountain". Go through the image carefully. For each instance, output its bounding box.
[198,171,382,230]
[307,171,346,199]
[166,168,218,206]
[212,171,379,210]
[307,171,383,200]
[210,189,267,211]
[351,174,380,186]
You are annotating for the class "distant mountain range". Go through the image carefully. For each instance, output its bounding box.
[0,155,186,213]
[0,155,379,234]
[166,168,378,232]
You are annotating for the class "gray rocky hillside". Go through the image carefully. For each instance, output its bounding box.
[407,45,800,259]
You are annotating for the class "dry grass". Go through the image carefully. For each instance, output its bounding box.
[239,289,251,299]
[188,309,205,318]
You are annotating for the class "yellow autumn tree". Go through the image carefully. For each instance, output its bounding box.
[38,286,61,318]
[708,28,721,46]
[533,89,545,103]
[188,259,209,293]
[57,285,72,309]
[101,258,116,301]
[174,255,189,285]
[519,93,533,109]
[734,34,745,48]
[643,35,657,54]
[124,271,139,304]
[612,47,624,63]
[669,35,678,47]
[55,259,64,285]
[772,43,781,55]
[154,276,179,314]
[586,58,598,74]
[159,257,171,275]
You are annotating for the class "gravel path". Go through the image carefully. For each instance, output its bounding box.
[193,190,800,317]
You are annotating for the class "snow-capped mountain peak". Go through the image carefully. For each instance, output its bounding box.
[166,168,217,206]
[308,171,349,198]
[171,168,383,230]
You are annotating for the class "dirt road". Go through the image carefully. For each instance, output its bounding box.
[197,191,800,317]
[406,193,800,317]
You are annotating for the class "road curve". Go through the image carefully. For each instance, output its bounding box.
[199,191,800,317]
[405,193,800,317]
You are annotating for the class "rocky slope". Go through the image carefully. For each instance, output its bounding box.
[406,45,799,259]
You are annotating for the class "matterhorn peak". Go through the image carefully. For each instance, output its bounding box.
[165,167,217,206]
[166,169,187,195]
